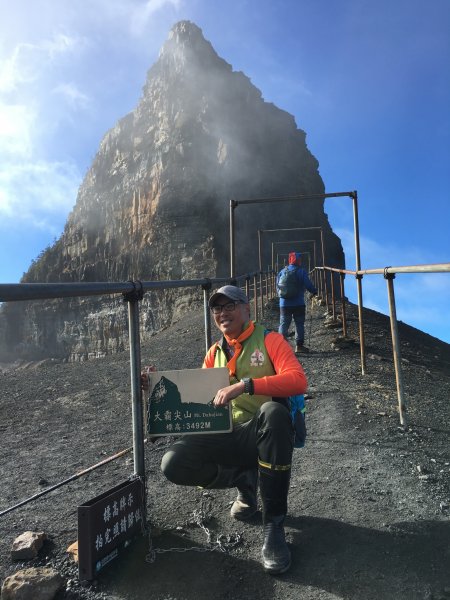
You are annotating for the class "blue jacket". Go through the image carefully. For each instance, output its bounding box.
[277,265,317,307]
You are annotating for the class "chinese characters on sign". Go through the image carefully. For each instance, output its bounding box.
[78,478,145,580]
[146,368,232,436]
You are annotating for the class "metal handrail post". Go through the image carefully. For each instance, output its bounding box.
[258,230,262,273]
[355,274,366,375]
[385,273,407,426]
[316,268,321,298]
[202,282,212,352]
[253,273,258,320]
[230,199,237,278]
[245,276,251,299]
[330,269,336,321]
[320,228,329,313]
[339,273,348,338]
[124,286,146,482]
[259,271,264,316]
[352,191,366,374]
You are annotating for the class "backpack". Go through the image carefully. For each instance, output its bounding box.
[289,394,307,448]
[278,266,300,299]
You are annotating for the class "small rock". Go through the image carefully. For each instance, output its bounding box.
[11,531,46,560]
[66,541,78,563]
[1,567,63,600]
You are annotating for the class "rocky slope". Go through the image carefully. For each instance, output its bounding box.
[0,299,449,599]
[0,21,344,362]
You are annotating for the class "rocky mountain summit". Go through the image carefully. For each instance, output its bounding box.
[0,20,343,363]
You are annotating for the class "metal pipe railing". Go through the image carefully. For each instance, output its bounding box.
[385,273,407,426]
[315,261,450,425]
[339,273,348,338]
[0,268,272,516]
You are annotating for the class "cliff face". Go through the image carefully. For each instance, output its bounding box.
[0,21,344,362]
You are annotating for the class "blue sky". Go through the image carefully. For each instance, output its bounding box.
[0,0,449,343]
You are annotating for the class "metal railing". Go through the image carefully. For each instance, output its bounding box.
[313,262,450,426]
[1,260,448,517]
[0,270,273,486]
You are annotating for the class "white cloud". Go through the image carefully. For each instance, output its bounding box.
[0,30,88,233]
[0,34,81,94]
[0,102,35,158]
[52,82,91,110]
[41,33,79,59]
[0,43,36,92]
[0,158,80,230]
[130,0,182,36]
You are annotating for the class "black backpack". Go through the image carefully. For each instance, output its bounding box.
[278,267,300,299]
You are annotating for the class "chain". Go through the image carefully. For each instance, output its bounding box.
[145,492,242,563]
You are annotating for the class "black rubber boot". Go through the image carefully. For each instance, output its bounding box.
[206,466,258,520]
[259,467,291,575]
[230,468,258,521]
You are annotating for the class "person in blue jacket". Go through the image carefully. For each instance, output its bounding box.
[277,251,317,353]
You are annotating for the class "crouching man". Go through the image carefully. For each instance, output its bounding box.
[143,285,307,574]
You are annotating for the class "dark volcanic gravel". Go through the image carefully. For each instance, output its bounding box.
[1,299,449,600]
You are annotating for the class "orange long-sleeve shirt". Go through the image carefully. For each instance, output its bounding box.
[203,330,308,398]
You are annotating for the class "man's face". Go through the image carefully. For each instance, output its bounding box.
[211,295,250,338]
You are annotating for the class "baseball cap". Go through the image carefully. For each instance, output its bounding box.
[208,285,249,307]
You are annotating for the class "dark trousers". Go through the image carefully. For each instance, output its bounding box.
[161,401,294,488]
[279,304,306,344]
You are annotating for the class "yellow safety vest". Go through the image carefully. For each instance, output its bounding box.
[214,323,275,424]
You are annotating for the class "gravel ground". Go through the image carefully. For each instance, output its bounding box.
[0,298,449,600]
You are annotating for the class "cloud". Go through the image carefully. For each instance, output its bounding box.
[0,30,88,234]
[0,43,37,92]
[0,102,35,158]
[0,158,80,232]
[130,0,183,36]
[52,82,91,110]
[0,34,81,94]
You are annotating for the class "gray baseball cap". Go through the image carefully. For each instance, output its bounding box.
[208,285,249,307]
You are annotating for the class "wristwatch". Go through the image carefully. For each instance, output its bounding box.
[241,377,254,395]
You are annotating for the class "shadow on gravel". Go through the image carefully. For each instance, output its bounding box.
[99,532,276,600]
[286,515,450,599]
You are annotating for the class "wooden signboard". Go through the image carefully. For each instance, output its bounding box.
[146,367,232,436]
[78,478,145,580]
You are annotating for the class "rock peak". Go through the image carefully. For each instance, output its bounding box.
[0,21,344,363]
[158,20,227,69]
[169,20,204,40]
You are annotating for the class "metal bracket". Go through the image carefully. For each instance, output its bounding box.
[123,280,144,303]
[201,278,212,292]
[383,267,395,280]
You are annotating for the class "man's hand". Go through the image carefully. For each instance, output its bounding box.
[141,365,156,391]
[213,381,245,407]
